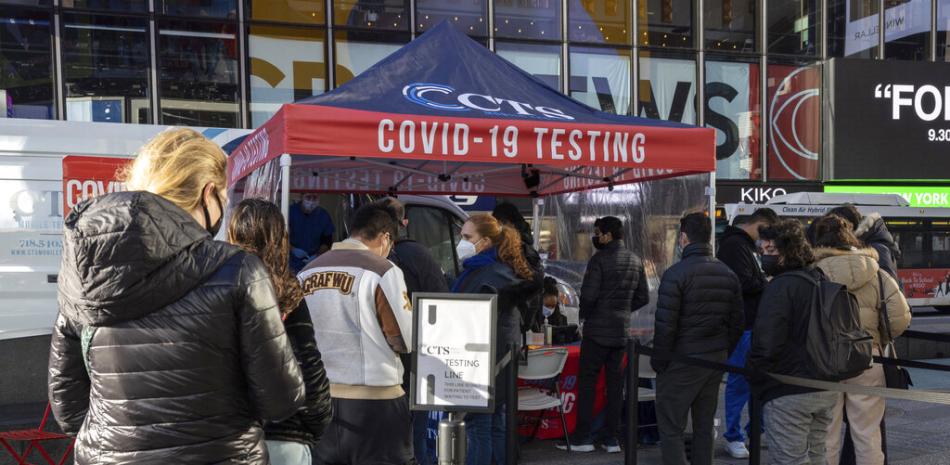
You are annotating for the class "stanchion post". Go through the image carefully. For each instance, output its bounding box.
[749,392,762,465]
[625,340,639,465]
[437,412,466,465]
[506,345,518,465]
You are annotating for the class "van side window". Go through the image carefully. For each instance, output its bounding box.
[406,206,462,279]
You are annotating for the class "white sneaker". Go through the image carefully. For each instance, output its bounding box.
[555,441,595,452]
[725,441,750,459]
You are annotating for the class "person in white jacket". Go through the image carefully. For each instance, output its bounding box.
[299,203,414,465]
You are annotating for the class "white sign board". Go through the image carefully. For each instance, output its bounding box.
[411,293,497,413]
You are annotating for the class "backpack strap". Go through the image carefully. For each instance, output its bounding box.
[878,271,895,345]
[781,268,821,286]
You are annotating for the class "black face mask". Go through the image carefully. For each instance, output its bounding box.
[591,236,607,250]
[202,191,223,237]
[761,254,781,276]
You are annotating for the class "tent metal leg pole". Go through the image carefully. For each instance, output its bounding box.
[531,198,543,253]
[280,154,292,226]
[708,171,717,250]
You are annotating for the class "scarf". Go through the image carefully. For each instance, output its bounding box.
[451,248,498,293]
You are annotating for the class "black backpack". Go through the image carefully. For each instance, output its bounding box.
[787,269,874,381]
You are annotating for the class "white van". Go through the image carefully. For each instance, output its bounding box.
[0,120,251,404]
[0,119,252,342]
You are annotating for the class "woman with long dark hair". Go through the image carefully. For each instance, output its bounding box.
[228,198,333,465]
[452,213,539,465]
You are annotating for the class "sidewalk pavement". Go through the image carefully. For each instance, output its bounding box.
[521,396,950,465]
[521,361,950,465]
[2,362,948,465]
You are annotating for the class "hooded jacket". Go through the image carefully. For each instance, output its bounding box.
[49,191,305,465]
[579,239,650,347]
[855,213,901,279]
[717,225,768,330]
[652,243,744,372]
[814,247,911,345]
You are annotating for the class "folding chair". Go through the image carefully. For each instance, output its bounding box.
[517,347,570,449]
[0,403,75,465]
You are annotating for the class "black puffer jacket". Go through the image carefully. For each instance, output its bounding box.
[652,243,744,372]
[265,300,332,446]
[716,226,768,330]
[746,267,821,403]
[49,191,305,465]
[580,240,650,347]
[389,238,449,296]
[856,213,901,279]
[520,233,546,333]
[389,238,449,393]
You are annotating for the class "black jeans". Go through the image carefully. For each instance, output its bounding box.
[313,396,417,465]
[573,338,625,443]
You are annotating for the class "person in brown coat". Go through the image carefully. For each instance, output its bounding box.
[812,216,911,465]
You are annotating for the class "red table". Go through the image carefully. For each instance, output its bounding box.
[517,345,611,440]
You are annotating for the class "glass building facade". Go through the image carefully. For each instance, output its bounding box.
[2,0,950,182]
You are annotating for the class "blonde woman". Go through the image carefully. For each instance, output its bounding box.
[48,128,304,465]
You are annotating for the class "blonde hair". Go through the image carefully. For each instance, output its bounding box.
[119,128,227,212]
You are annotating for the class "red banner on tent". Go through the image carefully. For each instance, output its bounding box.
[228,104,715,195]
[62,156,130,216]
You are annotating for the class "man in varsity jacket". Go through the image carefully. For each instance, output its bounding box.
[299,203,414,465]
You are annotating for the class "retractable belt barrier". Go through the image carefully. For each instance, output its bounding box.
[624,333,950,465]
[635,344,950,404]
[901,329,950,344]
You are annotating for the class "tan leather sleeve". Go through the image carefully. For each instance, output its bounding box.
[375,284,409,353]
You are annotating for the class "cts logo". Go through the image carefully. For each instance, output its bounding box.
[874,83,950,121]
[401,82,575,121]
[403,84,468,111]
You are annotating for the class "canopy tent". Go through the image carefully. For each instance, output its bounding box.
[228,21,715,204]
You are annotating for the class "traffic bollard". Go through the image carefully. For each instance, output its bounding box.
[438,412,466,465]
[749,394,762,465]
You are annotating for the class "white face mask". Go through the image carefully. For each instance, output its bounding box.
[302,199,317,211]
[542,305,555,318]
[456,239,479,261]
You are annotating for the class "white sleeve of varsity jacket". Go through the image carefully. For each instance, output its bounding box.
[374,265,414,353]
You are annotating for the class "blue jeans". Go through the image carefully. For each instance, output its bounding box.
[266,440,311,465]
[413,410,434,465]
[725,330,752,443]
[466,405,506,465]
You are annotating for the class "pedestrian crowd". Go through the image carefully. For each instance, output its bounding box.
[47,129,912,465]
